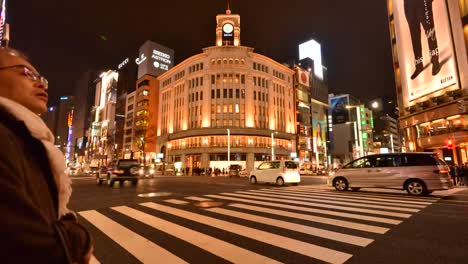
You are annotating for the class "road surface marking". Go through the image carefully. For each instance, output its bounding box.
[140,202,353,264]
[164,199,189,205]
[223,192,412,218]
[238,191,420,213]
[256,189,430,207]
[286,186,439,202]
[184,196,213,202]
[78,210,187,264]
[205,194,401,225]
[112,206,280,264]
[206,207,374,247]
[227,203,389,234]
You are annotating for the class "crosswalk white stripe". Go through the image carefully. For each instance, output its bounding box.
[164,199,189,205]
[112,206,281,264]
[222,193,412,218]
[141,202,353,264]
[285,186,439,202]
[255,189,429,207]
[185,196,213,202]
[78,210,187,264]
[206,207,374,247]
[238,190,421,212]
[279,188,436,205]
[205,194,401,225]
[227,203,389,234]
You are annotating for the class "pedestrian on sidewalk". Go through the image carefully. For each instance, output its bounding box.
[0,47,93,263]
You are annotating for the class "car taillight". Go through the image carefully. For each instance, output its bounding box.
[113,169,124,174]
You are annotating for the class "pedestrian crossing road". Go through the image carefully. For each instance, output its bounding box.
[79,186,441,264]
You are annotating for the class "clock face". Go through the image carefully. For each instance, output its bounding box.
[223,23,234,34]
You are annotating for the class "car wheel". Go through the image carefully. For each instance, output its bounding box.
[351,187,360,191]
[250,176,257,184]
[405,179,427,196]
[333,177,348,191]
[276,177,285,186]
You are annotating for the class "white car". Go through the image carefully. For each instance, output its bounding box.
[249,160,301,186]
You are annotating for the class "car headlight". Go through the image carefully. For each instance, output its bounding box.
[150,169,155,174]
[139,169,144,175]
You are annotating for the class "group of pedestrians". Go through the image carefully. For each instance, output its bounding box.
[450,163,468,187]
[0,47,93,263]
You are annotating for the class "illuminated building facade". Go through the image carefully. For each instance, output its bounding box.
[329,94,374,166]
[156,8,296,173]
[387,0,468,164]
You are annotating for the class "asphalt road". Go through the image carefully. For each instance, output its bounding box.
[69,175,468,264]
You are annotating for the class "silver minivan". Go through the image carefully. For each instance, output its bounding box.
[328,153,453,196]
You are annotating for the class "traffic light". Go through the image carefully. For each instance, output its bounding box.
[447,140,454,150]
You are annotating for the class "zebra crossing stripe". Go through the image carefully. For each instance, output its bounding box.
[254,189,428,208]
[140,202,353,264]
[78,210,187,264]
[224,192,412,218]
[164,199,190,205]
[206,207,374,247]
[226,203,390,234]
[205,194,402,225]
[111,206,281,264]
[286,186,439,202]
[185,196,213,201]
[238,190,421,213]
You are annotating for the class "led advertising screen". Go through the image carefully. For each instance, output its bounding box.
[329,95,349,125]
[392,0,459,107]
[0,0,6,47]
[137,40,174,79]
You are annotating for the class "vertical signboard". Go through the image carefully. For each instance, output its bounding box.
[0,0,6,47]
[392,0,459,107]
[329,95,349,125]
[137,40,174,79]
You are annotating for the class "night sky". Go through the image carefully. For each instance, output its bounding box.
[7,0,396,106]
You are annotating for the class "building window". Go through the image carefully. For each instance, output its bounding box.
[137,79,150,88]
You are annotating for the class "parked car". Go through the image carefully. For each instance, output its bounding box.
[97,159,140,186]
[139,166,156,178]
[228,164,242,177]
[249,160,301,186]
[239,169,250,177]
[328,152,453,196]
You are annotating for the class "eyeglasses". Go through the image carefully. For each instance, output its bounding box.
[0,65,48,85]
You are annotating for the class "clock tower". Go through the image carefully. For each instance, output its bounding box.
[215,5,240,47]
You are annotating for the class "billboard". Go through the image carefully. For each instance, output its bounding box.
[312,119,326,153]
[329,95,349,125]
[299,39,324,80]
[392,0,459,107]
[0,0,6,47]
[137,40,174,79]
[296,68,310,87]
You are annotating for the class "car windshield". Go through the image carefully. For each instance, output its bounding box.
[284,161,298,169]
[118,160,139,168]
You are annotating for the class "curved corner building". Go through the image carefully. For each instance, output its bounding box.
[155,8,296,172]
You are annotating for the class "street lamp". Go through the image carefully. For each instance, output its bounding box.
[346,105,364,157]
[227,129,230,169]
[140,136,145,165]
[271,132,278,160]
[346,121,360,159]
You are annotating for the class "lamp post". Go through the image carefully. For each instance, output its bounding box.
[140,136,145,165]
[346,105,364,157]
[227,129,230,168]
[346,121,360,159]
[271,132,278,161]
